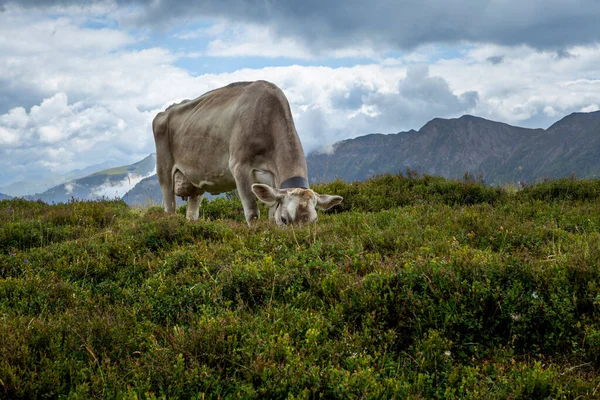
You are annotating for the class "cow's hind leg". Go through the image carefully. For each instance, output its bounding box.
[231,166,260,225]
[157,165,176,213]
[153,114,177,213]
[186,194,204,221]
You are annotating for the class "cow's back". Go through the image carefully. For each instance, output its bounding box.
[153,83,252,179]
[157,81,253,141]
[153,80,305,191]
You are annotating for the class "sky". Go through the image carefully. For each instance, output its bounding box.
[1,0,600,189]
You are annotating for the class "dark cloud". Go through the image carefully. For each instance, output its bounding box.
[330,84,369,110]
[0,79,45,114]
[487,55,505,65]
[3,0,599,51]
[555,49,577,59]
[394,65,479,115]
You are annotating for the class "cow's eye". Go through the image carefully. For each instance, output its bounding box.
[281,216,288,225]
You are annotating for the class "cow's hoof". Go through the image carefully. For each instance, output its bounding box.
[246,215,259,226]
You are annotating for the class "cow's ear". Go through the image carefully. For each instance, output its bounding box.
[315,193,343,210]
[252,184,283,206]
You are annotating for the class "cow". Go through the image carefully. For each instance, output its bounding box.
[152,80,343,226]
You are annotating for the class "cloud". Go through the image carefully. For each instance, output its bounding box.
[204,24,311,59]
[487,55,505,65]
[176,20,380,60]
[315,143,337,155]
[555,49,579,60]
[90,170,156,199]
[432,44,600,127]
[151,1,600,51]
[581,104,599,113]
[284,65,480,153]
[64,182,75,196]
[6,0,599,52]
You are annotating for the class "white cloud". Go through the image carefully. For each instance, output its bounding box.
[90,170,156,199]
[64,182,75,196]
[182,20,382,60]
[204,23,310,59]
[0,126,20,146]
[314,143,337,155]
[432,44,600,127]
[177,21,313,59]
[544,106,558,117]
[581,104,600,112]
[174,20,229,39]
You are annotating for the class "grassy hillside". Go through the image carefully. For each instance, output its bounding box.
[1,174,600,398]
[90,154,156,177]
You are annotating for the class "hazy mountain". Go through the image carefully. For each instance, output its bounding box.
[0,192,12,201]
[307,111,600,185]
[26,154,156,204]
[0,160,115,197]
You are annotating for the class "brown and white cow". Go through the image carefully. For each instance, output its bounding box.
[152,80,343,226]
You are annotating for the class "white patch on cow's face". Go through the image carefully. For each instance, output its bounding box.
[274,188,319,226]
[252,184,343,227]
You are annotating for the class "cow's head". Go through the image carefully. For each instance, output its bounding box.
[251,184,343,226]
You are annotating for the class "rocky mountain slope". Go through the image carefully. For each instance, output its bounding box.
[307,111,600,184]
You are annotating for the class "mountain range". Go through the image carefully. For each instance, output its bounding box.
[1,110,599,205]
[307,110,600,184]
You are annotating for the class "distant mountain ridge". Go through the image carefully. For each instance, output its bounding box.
[307,111,600,184]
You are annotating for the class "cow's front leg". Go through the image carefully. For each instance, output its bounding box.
[231,167,260,225]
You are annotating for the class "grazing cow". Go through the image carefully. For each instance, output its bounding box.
[152,80,343,225]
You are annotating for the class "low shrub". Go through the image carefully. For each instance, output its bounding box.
[1,176,600,397]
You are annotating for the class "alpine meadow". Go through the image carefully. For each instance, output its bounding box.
[1,173,600,398]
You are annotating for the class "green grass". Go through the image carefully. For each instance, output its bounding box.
[1,174,600,399]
